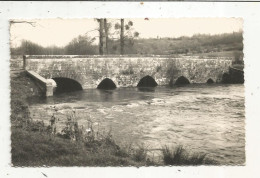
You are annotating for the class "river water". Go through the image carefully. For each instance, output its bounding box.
[28,84,245,165]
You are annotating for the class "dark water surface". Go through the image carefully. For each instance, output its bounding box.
[28,84,245,165]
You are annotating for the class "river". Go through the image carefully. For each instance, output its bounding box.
[28,84,245,165]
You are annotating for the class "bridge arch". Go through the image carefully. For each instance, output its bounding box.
[97,78,117,90]
[206,78,214,84]
[52,77,83,93]
[137,75,158,87]
[222,73,230,84]
[174,76,190,85]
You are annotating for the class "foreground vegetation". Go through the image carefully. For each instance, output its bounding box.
[12,128,148,167]
[162,146,217,165]
[11,71,218,166]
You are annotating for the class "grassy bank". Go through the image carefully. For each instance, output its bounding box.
[12,128,147,167]
[10,70,43,128]
[11,71,217,166]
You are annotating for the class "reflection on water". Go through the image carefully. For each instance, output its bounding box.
[138,87,156,92]
[28,84,245,165]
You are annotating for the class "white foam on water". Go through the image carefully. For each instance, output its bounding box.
[111,105,124,112]
[126,103,140,108]
[97,108,107,114]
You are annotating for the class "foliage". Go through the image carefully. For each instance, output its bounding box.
[65,35,98,55]
[161,145,217,165]
[11,40,65,55]
[10,105,144,167]
[60,111,83,141]
[11,32,243,57]
[134,32,243,55]
[11,128,144,167]
[11,36,98,55]
[110,20,139,54]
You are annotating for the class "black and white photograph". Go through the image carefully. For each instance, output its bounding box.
[9,18,245,167]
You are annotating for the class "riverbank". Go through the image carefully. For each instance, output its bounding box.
[11,71,217,166]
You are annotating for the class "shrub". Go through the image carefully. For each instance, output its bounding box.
[132,144,148,162]
[60,111,83,141]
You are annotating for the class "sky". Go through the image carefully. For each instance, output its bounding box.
[10,18,243,48]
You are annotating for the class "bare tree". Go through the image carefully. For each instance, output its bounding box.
[104,19,109,54]
[98,19,104,55]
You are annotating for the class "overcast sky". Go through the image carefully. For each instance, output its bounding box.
[10,18,243,48]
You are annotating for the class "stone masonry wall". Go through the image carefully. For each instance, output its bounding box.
[25,55,232,89]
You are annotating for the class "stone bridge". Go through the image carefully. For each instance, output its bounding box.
[24,55,232,95]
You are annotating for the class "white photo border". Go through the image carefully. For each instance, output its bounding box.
[1,1,260,178]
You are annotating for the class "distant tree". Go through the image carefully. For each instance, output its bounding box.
[65,35,97,55]
[11,35,97,56]
[44,46,65,55]
[11,40,44,55]
[11,40,67,55]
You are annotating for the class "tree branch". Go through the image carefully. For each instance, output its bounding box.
[10,20,36,27]
[84,29,99,36]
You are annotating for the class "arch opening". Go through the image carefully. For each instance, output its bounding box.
[222,73,230,84]
[206,78,214,84]
[175,76,190,85]
[97,78,116,90]
[52,77,83,94]
[137,75,158,87]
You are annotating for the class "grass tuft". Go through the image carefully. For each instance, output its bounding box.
[132,144,148,162]
[162,145,218,165]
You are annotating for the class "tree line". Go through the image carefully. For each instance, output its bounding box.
[11,18,243,57]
